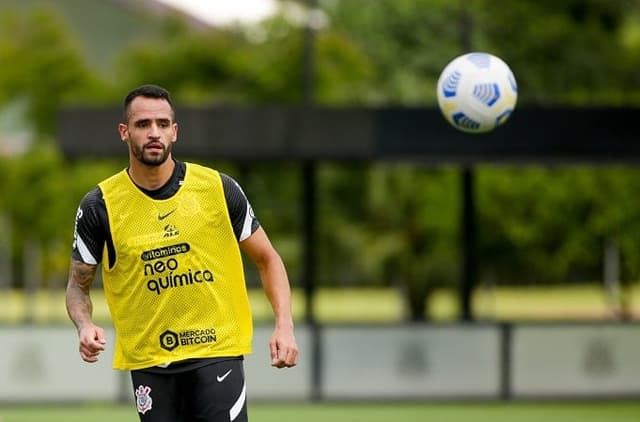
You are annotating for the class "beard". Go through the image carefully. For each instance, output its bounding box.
[131,142,172,167]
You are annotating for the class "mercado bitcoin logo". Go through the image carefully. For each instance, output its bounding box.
[159,328,217,351]
[179,328,217,346]
[159,330,179,351]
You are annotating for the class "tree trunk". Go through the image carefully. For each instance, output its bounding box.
[406,285,430,322]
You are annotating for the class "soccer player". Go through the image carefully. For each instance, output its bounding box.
[65,84,298,422]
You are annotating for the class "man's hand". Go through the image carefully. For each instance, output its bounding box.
[78,324,107,363]
[270,326,298,368]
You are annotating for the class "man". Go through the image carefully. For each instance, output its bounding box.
[66,84,298,422]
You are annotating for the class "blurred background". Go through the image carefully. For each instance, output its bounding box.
[1,0,640,414]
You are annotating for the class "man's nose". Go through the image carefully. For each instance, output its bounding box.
[148,122,161,137]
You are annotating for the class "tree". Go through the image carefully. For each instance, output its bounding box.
[0,8,103,135]
[0,8,110,289]
[316,164,460,320]
[319,0,640,319]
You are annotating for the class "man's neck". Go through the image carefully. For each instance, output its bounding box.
[128,157,176,191]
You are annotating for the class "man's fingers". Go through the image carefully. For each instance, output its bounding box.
[269,341,278,362]
[78,326,107,363]
[95,329,107,345]
[283,346,298,367]
[270,343,298,368]
[80,329,106,351]
[79,345,101,362]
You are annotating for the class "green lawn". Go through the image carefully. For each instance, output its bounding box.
[1,284,638,324]
[1,401,639,422]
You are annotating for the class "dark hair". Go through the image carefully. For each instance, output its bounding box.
[122,84,174,122]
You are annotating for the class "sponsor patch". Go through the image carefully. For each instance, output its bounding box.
[159,328,217,351]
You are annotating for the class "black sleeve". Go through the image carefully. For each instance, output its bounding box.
[71,187,111,265]
[220,173,260,241]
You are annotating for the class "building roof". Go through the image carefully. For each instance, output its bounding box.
[110,0,214,30]
[0,0,213,70]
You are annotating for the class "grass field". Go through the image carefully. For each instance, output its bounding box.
[1,284,639,324]
[1,401,639,422]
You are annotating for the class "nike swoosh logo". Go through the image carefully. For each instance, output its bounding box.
[158,209,177,220]
[217,369,232,382]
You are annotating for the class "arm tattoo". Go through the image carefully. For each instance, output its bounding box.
[66,259,98,330]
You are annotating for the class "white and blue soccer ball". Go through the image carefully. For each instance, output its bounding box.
[437,52,518,134]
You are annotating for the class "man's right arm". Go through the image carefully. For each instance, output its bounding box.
[67,188,109,363]
[66,259,107,363]
[66,259,98,331]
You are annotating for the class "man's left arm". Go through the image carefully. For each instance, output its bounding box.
[240,227,298,368]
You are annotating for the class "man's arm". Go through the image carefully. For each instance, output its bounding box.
[240,227,298,368]
[66,259,106,363]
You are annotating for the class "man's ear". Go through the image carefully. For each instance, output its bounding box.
[118,123,128,142]
[171,122,179,143]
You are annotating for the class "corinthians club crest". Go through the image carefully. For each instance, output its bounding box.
[135,385,153,415]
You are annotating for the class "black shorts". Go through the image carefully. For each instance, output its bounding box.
[130,358,247,422]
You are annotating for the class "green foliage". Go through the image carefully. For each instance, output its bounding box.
[235,162,304,284]
[1,144,67,241]
[315,163,460,319]
[324,0,640,105]
[474,0,640,105]
[2,0,640,321]
[114,14,374,105]
[477,166,640,283]
[0,143,123,284]
[0,8,100,134]
[116,28,287,103]
[323,0,463,103]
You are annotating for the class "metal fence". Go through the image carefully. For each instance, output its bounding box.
[1,322,639,403]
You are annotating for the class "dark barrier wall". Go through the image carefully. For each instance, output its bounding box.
[59,106,640,163]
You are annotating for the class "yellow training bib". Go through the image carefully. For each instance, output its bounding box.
[99,163,252,370]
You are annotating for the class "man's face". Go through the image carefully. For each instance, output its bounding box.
[118,96,178,167]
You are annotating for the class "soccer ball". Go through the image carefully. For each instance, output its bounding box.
[436,52,517,134]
